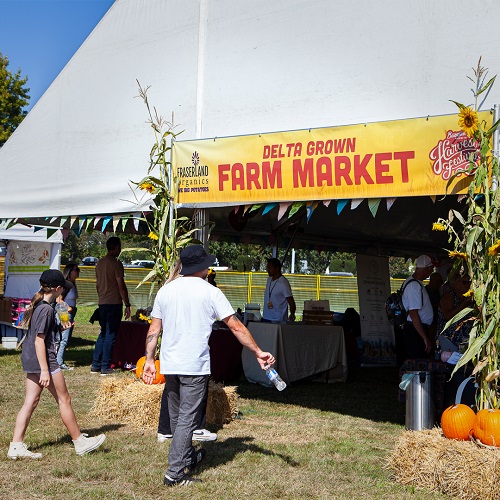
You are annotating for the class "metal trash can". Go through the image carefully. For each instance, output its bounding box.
[404,371,435,430]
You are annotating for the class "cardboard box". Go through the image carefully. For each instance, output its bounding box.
[0,298,12,323]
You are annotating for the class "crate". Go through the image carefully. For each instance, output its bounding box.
[1,337,18,349]
[302,310,335,326]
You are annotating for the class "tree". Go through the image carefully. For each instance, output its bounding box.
[0,53,29,146]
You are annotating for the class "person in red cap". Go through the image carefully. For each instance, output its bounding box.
[8,270,105,460]
[401,255,435,359]
[142,245,275,487]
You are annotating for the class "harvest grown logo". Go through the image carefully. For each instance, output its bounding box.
[429,130,479,181]
[177,150,210,193]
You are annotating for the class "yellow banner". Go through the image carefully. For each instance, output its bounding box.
[173,112,492,206]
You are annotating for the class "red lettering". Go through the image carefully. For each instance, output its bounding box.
[375,152,393,184]
[354,154,373,185]
[231,163,245,190]
[394,151,414,182]
[316,157,332,187]
[293,158,314,188]
[246,162,262,189]
[218,164,230,191]
[270,144,285,158]
[334,156,352,185]
[334,139,346,154]
[262,161,282,189]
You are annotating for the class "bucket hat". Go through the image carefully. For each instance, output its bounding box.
[180,245,216,275]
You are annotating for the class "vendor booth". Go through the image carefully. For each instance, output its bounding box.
[0,0,499,370]
[0,224,63,342]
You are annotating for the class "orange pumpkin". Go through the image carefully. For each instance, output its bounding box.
[135,356,166,384]
[441,404,476,441]
[473,408,500,447]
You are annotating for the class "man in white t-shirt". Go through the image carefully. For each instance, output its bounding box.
[262,258,296,323]
[143,245,275,487]
[401,254,434,359]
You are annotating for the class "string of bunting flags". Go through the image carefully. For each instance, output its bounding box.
[0,195,447,239]
[238,195,437,223]
[0,213,146,238]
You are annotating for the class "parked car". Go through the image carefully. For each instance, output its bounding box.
[130,260,155,268]
[81,256,99,266]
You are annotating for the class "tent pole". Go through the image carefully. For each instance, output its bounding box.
[493,104,500,192]
[168,134,175,238]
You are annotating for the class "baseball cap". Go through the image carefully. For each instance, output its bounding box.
[415,255,433,268]
[40,269,72,289]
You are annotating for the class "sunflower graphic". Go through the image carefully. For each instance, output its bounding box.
[192,151,200,167]
[458,107,479,137]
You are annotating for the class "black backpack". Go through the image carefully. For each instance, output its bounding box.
[385,278,421,327]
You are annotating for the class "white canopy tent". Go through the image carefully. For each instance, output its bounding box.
[0,0,500,221]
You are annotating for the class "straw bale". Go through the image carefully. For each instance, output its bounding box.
[387,427,500,499]
[90,376,238,430]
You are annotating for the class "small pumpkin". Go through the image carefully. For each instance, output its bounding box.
[441,404,476,441]
[473,408,500,447]
[135,356,165,384]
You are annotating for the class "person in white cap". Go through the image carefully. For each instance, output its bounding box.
[401,255,435,359]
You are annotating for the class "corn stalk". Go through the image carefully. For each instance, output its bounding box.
[132,81,200,295]
[435,59,500,409]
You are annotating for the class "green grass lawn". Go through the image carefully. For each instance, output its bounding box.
[0,307,445,499]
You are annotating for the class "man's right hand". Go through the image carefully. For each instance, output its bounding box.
[142,359,157,385]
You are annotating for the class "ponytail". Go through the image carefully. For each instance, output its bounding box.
[21,285,51,328]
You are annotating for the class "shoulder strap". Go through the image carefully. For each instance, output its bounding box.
[401,278,424,301]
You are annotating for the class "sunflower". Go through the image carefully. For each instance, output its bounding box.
[463,290,474,298]
[139,182,155,193]
[148,231,159,240]
[488,240,500,256]
[432,222,446,231]
[458,107,479,137]
[448,251,467,259]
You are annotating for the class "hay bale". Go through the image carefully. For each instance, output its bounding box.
[387,428,500,499]
[206,381,239,426]
[90,376,238,430]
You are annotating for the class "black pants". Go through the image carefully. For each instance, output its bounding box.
[403,321,430,359]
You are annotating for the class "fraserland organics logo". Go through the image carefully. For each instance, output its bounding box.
[177,151,210,193]
[429,130,480,181]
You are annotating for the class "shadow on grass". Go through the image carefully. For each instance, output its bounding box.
[203,436,300,470]
[236,366,405,426]
[32,423,124,451]
[0,348,21,358]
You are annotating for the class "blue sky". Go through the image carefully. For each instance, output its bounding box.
[0,0,115,110]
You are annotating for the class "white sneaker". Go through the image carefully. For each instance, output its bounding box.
[73,433,106,456]
[7,442,42,460]
[157,432,173,442]
[192,429,217,442]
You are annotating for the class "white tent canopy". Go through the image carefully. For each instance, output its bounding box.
[1,0,500,219]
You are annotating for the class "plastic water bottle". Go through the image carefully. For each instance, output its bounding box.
[266,367,287,391]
